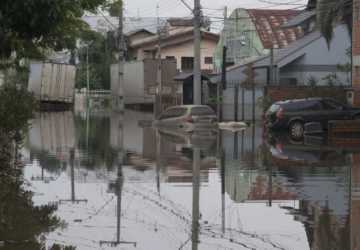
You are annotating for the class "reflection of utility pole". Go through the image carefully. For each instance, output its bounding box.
[100,161,136,247]
[192,148,201,250]
[100,114,136,247]
[156,130,161,195]
[251,125,255,162]
[31,164,56,183]
[241,130,245,157]
[220,146,226,234]
[86,107,90,152]
[59,149,88,204]
[233,132,239,160]
[268,163,273,207]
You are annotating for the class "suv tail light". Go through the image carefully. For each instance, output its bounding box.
[276,107,284,120]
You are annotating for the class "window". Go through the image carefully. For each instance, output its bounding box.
[322,100,344,110]
[166,56,176,61]
[160,108,187,120]
[191,107,215,116]
[181,57,194,71]
[204,57,213,65]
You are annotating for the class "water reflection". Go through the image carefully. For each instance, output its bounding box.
[20,110,360,249]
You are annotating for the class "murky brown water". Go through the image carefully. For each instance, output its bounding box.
[8,109,360,249]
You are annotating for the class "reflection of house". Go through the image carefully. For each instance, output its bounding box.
[287,200,350,250]
[214,8,304,70]
[28,112,75,161]
[225,168,297,203]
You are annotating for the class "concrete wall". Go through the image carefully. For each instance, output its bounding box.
[111,59,177,105]
[28,62,76,103]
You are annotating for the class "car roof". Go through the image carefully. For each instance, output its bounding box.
[165,105,212,109]
[275,97,327,105]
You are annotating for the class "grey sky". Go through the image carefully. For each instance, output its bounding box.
[124,0,308,18]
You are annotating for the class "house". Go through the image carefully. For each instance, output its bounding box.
[211,7,351,121]
[213,8,305,71]
[126,19,219,106]
[128,21,219,73]
[214,23,351,87]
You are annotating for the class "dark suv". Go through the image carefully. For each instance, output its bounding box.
[266,98,360,138]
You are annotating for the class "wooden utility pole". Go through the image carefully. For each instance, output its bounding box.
[269,48,274,85]
[117,0,125,111]
[157,4,163,115]
[193,0,202,105]
[218,7,228,122]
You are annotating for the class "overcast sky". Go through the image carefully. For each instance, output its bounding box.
[124,0,309,18]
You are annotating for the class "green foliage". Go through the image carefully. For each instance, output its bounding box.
[0,133,62,250]
[76,30,117,90]
[103,0,123,17]
[316,0,352,46]
[322,73,339,86]
[307,75,318,87]
[0,0,115,60]
[0,84,37,137]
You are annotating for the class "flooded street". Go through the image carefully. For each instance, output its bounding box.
[18,109,357,250]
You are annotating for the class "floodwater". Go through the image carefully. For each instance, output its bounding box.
[10,108,360,249]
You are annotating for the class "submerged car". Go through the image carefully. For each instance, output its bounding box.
[153,105,218,132]
[265,98,360,139]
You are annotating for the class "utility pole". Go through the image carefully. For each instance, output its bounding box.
[218,6,228,122]
[156,4,163,115]
[117,0,125,112]
[193,0,202,105]
[86,45,90,104]
[269,48,274,85]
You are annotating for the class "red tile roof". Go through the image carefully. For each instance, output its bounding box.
[247,9,304,49]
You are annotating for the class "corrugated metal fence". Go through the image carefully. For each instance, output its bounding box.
[221,81,264,121]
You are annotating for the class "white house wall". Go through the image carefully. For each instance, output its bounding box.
[159,39,217,71]
[279,25,351,86]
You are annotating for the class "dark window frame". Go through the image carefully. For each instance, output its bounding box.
[181,57,194,71]
[204,57,213,65]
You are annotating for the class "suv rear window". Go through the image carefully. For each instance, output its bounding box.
[284,100,320,111]
[190,107,215,116]
[160,108,187,119]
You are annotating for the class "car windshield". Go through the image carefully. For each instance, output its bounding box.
[191,107,215,116]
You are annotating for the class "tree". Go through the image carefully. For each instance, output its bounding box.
[0,0,121,63]
[315,0,352,45]
[76,30,117,90]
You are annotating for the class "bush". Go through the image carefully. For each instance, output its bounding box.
[0,83,37,137]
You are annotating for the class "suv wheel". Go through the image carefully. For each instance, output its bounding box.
[289,120,304,140]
